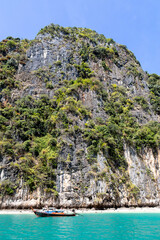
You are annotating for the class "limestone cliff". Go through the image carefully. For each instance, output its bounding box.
[0,24,160,208]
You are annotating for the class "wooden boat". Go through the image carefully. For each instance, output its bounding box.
[31,207,76,217]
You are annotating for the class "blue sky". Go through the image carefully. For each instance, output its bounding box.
[0,0,160,74]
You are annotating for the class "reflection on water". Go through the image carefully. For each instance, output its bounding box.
[0,213,160,240]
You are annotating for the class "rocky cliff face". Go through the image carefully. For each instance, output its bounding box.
[0,24,160,208]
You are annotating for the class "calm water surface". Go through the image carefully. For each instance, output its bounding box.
[0,213,160,240]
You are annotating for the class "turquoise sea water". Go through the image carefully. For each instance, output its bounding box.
[0,213,160,240]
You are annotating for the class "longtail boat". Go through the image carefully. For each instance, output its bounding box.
[31,207,76,217]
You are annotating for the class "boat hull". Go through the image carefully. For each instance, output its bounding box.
[33,210,76,217]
